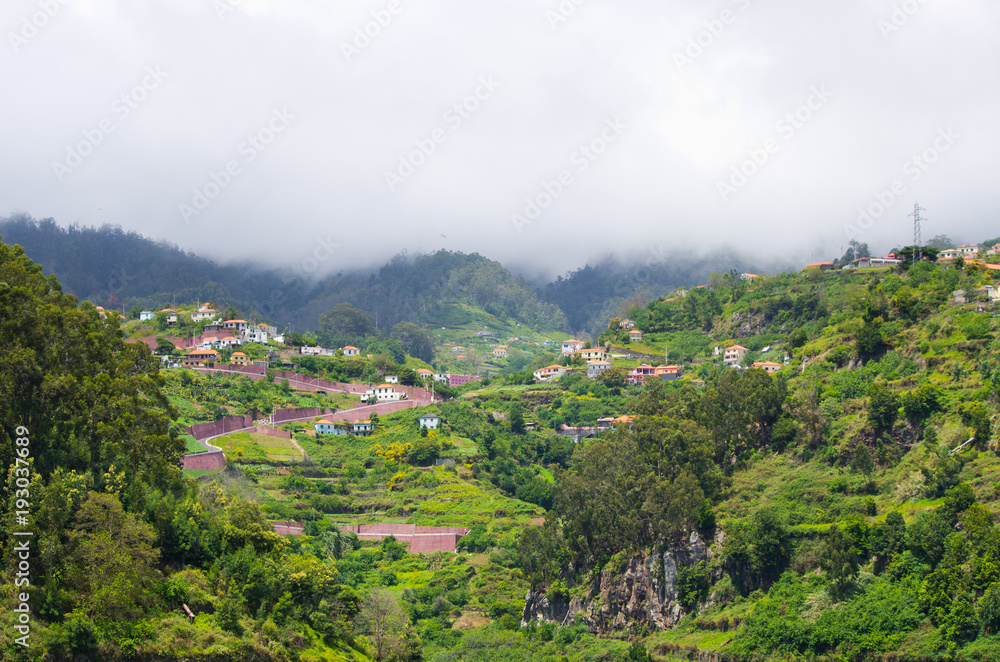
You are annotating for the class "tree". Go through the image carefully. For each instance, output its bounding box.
[821,525,859,599]
[851,443,875,481]
[866,383,899,433]
[155,337,177,355]
[927,234,954,250]
[356,587,418,661]
[319,302,376,337]
[391,322,434,362]
[66,492,160,620]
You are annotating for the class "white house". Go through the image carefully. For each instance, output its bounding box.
[243,328,269,344]
[191,308,218,322]
[533,365,568,382]
[222,319,249,332]
[219,336,243,349]
[352,419,374,436]
[587,360,611,379]
[958,243,981,256]
[752,361,782,375]
[139,310,155,321]
[419,415,441,429]
[561,339,585,355]
[363,384,403,402]
[342,346,360,357]
[384,375,399,384]
[301,346,334,356]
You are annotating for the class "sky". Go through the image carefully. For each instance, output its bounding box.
[3,0,998,277]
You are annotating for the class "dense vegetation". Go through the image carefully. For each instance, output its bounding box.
[8,226,1000,661]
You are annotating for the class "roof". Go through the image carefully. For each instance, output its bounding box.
[353,419,371,424]
[587,360,610,365]
[629,329,643,334]
[725,345,749,351]
[223,319,248,324]
[753,361,781,367]
[420,415,441,420]
[416,368,433,374]
[537,365,564,371]
[187,349,219,356]
[231,352,246,357]
[315,419,333,425]
[343,346,359,350]
[562,339,582,344]
[376,384,397,389]
[805,262,833,268]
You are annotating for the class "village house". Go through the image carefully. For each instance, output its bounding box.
[419,415,441,429]
[752,361,782,375]
[580,347,608,362]
[493,345,509,358]
[655,365,682,381]
[851,256,901,268]
[219,336,242,349]
[627,364,656,385]
[416,368,434,380]
[252,358,270,368]
[191,308,218,322]
[182,349,219,367]
[629,329,644,343]
[619,319,636,330]
[384,375,399,384]
[342,346,360,357]
[597,417,616,429]
[804,262,835,271]
[352,420,374,436]
[987,244,1000,257]
[258,323,277,336]
[958,243,981,256]
[534,365,568,382]
[300,346,334,356]
[448,374,476,387]
[314,419,349,435]
[561,339,585,355]
[139,310,155,321]
[587,360,611,379]
[243,327,269,344]
[363,384,403,403]
[222,319,249,332]
[938,249,961,261]
[230,351,251,366]
[724,345,748,366]
[160,309,178,325]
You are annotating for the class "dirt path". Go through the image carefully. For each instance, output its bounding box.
[289,437,306,461]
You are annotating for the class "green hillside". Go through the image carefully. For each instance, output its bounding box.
[8,231,1000,661]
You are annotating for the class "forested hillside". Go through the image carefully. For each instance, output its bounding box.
[7,229,1000,661]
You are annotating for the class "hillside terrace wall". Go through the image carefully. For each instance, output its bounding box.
[344,524,469,553]
[182,451,226,471]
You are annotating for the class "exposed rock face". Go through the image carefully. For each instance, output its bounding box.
[522,531,718,635]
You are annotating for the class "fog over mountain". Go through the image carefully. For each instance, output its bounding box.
[3,0,998,276]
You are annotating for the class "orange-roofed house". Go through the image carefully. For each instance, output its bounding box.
[561,339,585,355]
[192,308,218,322]
[533,365,567,382]
[724,345,748,366]
[183,349,219,367]
[629,329,644,343]
[580,347,608,362]
[493,345,508,358]
[655,365,682,381]
[803,262,834,271]
[363,384,403,402]
[587,360,611,379]
[352,419,374,436]
[314,419,349,435]
[752,361,781,375]
[342,346,360,356]
[230,352,250,366]
[222,319,249,332]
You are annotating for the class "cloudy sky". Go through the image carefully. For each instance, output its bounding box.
[3,0,998,276]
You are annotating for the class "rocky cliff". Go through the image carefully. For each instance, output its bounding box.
[522,530,721,635]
